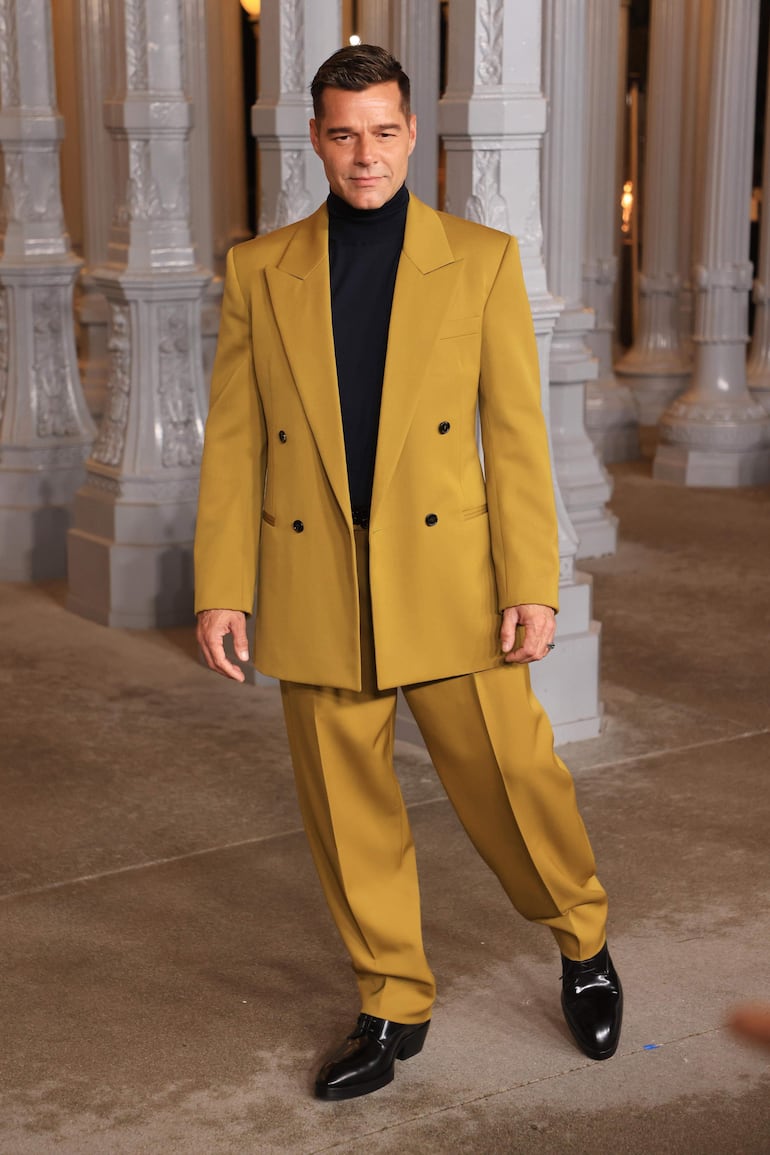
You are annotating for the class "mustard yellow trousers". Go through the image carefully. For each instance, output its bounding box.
[280,528,608,1023]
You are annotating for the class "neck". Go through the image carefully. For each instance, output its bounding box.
[327,184,409,223]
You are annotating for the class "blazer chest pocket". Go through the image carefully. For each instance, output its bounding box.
[439,316,482,340]
[262,510,276,527]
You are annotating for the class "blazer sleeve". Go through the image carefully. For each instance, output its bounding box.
[194,246,267,614]
[478,236,560,613]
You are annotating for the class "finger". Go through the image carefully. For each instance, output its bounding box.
[210,647,247,682]
[506,634,551,663]
[506,644,538,664]
[230,617,250,664]
[500,608,521,654]
[500,623,517,654]
[197,625,246,683]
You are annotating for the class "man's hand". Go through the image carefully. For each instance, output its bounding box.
[500,604,556,664]
[197,609,250,682]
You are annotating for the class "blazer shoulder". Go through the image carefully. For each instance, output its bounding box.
[228,222,299,274]
[228,205,326,276]
[435,209,515,259]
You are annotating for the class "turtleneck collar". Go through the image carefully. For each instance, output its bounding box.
[327,184,409,238]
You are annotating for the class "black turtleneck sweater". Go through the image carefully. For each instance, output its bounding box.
[328,185,409,514]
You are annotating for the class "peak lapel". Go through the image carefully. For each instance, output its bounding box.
[371,198,463,521]
[265,206,350,519]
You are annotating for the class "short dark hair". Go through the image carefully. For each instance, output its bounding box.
[310,44,411,120]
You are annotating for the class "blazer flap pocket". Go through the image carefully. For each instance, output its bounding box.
[440,315,482,340]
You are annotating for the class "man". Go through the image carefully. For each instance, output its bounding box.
[195,45,622,1101]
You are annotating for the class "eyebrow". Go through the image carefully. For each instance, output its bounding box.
[324,122,403,135]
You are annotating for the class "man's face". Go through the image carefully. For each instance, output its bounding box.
[309,80,417,210]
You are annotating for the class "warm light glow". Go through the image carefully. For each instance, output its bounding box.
[349,34,362,45]
[621,180,634,234]
[240,0,261,18]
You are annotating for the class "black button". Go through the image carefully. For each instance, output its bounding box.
[278,430,287,443]
[438,421,451,434]
[292,519,304,533]
[425,513,438,526]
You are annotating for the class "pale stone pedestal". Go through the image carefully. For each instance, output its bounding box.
[531,573,603,744]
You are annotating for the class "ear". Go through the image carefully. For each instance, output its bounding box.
[407,114,417,157]
[309,118,322,157]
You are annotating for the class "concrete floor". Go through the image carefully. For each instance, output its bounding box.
[0,461,769,1154]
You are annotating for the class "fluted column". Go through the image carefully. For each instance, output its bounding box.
[542,0,617,560]
[0,0,96,581]
[385,0,439,208]
[251,0,342,234]
[747,38,770,411]
[583,0,639,462]
[67,0,212,626]
[358,0,440,207]
[654,0,770,486]
[358,0,389,43]
[72,0,113,419]
[440,0,601,743]
[678,0,703,361]
[615,0,691,452]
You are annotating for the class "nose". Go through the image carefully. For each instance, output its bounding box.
[354,135,375,167]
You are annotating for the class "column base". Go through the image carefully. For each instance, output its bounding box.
[570,504,618,560]
[0,454,88,581]
[531,570,601,742]
[615,362,690,459]
[67,480,198,627]
[67,530,195,628]
[652,442,770,487]
[585,377,640,464]
[0,504,70,581]
[748,379,770,415]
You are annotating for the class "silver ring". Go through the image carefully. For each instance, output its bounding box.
[546,643,556,651]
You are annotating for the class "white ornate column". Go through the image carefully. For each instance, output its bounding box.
[387,0,440,209]
[677,0,703,360]
[358,0,389,44]
[615,0,691,452]
[542,0,617,560]
[654,0,770,486]
[440,0,601,743]
[251,0,342,234]
[0,0,96,581]
[72,0,112,419]
[747,38,770,411]
[583,0,639,462]
[358,0,440,207]
[67,0,212,626]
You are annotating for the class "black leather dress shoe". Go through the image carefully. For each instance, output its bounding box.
[315,1013,430,1100]
[561,944,623,1060]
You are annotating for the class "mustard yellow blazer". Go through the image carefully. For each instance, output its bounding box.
[194,195,559,690]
